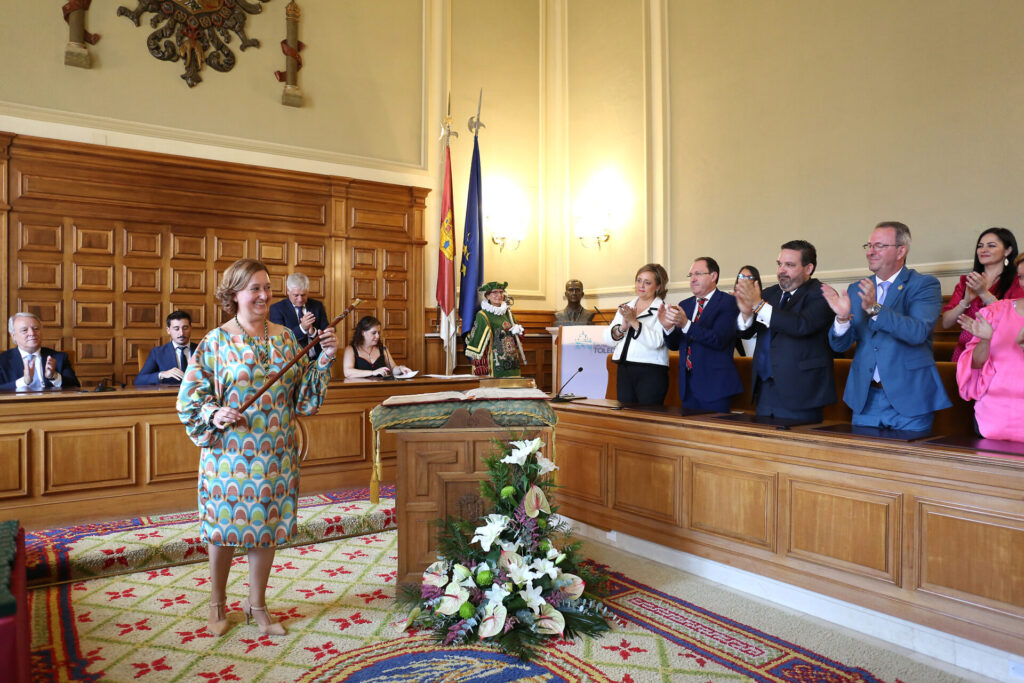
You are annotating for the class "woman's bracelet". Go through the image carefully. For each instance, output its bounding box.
[835,314,852,323]
[611,323,624,340]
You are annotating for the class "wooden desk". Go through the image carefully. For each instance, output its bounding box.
[0,376,478,529]
[553,400,1024,656]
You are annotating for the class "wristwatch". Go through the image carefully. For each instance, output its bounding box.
[868,303,883,316]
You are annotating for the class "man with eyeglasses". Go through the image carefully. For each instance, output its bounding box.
[658,257,742,412]
[1,312,80,391]
[735,240,836,423]
[822,221,950,431]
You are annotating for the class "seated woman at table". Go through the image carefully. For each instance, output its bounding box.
[342,316,412,378]
[956,254,1024,442]
[603,263,670,405]
[942,227,1022,361]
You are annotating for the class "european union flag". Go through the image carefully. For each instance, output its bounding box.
[458,134,484,334]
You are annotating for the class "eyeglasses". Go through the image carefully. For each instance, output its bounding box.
[688,271,711,278]
[736,274,755,280]
[862,243,897,251]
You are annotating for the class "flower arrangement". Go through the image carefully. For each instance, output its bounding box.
[397,437,612,660]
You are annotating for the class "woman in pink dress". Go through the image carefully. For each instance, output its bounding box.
[956,254,1024,442]
[941,228,1022,361]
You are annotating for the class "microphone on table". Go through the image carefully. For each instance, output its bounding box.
[551,366,585,403]
[93,378,115,392]
[592,306,611,324]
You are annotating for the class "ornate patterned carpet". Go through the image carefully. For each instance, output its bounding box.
[28,498,893,682]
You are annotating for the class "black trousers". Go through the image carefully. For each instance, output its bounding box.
[616,362,668,405]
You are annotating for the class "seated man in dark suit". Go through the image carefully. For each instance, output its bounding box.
[269,272,330,358]
[735,239,836,422]
[134,310,197,386]
[1,312,80,391]
[658,257,743,412]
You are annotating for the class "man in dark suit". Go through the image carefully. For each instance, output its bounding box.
[1,312,80,391]
[823,221,951,431]
[659,257,743,412]
[735,240,836,422]
[134,311,197,386]
[269,272,330,358]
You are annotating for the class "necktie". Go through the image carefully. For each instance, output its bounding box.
[296,306,305,323]
[178,346,189,372]
[685,298,707,371]
[26,353,41,389]
[871,280,892,383]
[779,291,792,309]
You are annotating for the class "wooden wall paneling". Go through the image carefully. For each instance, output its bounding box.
[689,460,776,550]
[612,446,680,524]
[43,424,136,493]
[0,429,28,499]
[0,133,12,350]
[147,419,201,483]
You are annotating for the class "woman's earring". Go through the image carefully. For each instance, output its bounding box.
[1006,257,1010,267]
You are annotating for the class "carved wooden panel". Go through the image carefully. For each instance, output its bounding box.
[352,277,377,299]
[612,447,679,523]
[351,247,376,269]
[74,263,113,291]
[306,275,325,298]
[383,249,408,272]
[19,221,62,252]
[689,461,775,549]
[296,242,325,266]
[553,437,607,505]
[787,480,900,584]
[73,224,114,254]
[172,268,206,294]
[258,239,288,264]
[125,302,161,328]
[18,299,61,326]
[172,232,206,260]
[44,425,135,493]
[301,408,364,463]
[215,236,248,261]
[124,229,161,258]
[124,265,160,293]
[918,501,1024,611]
[384,279,407,300]
[171,302,206,330]
[75,301,113,327]
[148,422,200,483]
[351,206,408,234]
[19,260,61,289]
[124,337,156,364]
[75,338,113,364]
[384,308,408,330]
[0,432,28,499]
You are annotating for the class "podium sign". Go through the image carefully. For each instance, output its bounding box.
[557,325,614,399]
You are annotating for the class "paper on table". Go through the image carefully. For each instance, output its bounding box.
[394,370,419,379]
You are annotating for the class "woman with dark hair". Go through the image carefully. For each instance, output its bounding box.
[177,259,337,637]
[603,263,670,404]
[941,228,1023,361]
[342,315,412,378]
[733,265,761,357]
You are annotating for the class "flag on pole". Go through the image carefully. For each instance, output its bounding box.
[436,143,457,373]
[458,134,484,335]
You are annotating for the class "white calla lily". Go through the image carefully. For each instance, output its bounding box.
[523,484,551,518]
[477,601,508,638]
[436,581,469,615]
[535,603,566,635]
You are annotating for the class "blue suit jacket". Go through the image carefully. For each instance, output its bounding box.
[0,347,80,390]
[664,290,743,403]
[828,268,951,416]
[134,341,198,386]
[269,298,330,356]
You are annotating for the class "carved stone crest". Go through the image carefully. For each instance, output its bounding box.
[117,0,270,87]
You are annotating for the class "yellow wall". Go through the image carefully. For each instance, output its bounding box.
[4,0,1024,310]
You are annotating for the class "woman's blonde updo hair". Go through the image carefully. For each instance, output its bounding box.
[215,259,271,316]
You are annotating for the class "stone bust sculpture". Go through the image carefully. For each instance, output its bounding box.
[554,279,595,326]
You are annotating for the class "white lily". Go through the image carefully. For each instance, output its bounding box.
[422,560,448,587]
[531,557,559,580]
[545,546,567,564]
[505,557,536,586]
[483,581,511,605]
[519,581,545,614]
[536,454,559,475]
[499,549,524,570]
[535,603,566,635]
[470,513,510,553]
[477,601,508,638]
[497,538,522,553]
[436,581,469,615]
[501,438,543,466]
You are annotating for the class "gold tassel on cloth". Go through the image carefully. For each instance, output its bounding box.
[369,430,381,504]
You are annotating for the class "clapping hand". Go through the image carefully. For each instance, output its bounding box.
[820,283,852,318]
[44,356,57,380]
[964,272,987,302]
[958,313,994,341]
[299,310,317,334]
[735,278,762,317]
[657,303,687,329]
[618,303,638,328]
[856,278,878,313]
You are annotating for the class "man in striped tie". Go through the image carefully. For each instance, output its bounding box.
[269,272,331,358]
[659,257,743,412]
[134,311,196,386]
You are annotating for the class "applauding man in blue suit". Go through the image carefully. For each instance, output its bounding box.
[823,221,951,431]
[659,257,743,412]
[1,312,80,391]
[269,273,330,358]
[135,311,197,385]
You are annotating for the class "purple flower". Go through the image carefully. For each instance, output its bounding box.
[444,619,467,645]
[545,590,566,605]
[421,584,444,600]
[503,616,519,634]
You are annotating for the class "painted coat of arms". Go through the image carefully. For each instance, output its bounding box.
[117,0,269,87]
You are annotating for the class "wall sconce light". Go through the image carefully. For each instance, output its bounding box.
[573,167,630,249]
[485,175,528,252]
[573,214,611,249]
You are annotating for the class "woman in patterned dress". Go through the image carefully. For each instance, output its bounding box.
[177,259,337,636]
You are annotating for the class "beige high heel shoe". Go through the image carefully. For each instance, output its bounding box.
[241,598,286,636]
[207,600,230,636]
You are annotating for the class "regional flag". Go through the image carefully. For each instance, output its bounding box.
[436,143,457,373]
[458,134,484,335]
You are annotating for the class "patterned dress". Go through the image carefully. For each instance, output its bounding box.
[176,327,333,547]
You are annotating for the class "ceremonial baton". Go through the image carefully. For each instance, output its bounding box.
[506,308,527,365]
[237,299,362,412]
